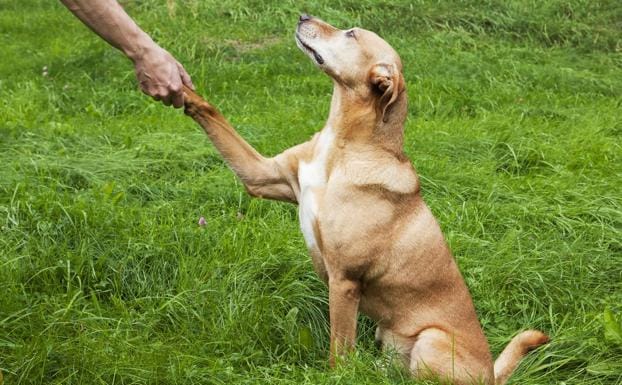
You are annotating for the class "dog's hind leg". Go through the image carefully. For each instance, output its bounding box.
[410,328,494,385]
[375,327,413,366]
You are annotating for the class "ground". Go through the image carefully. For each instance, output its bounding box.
[0,1,621,384]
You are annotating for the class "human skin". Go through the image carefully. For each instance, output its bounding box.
[60,0,194,108]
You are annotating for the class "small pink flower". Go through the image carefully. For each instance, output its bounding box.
[198,216,207,226]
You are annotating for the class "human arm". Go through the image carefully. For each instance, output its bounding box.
[60,0,193,107]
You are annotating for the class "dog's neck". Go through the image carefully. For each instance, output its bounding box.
[325,82,407,155]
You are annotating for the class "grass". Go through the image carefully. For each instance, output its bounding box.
[1,0,621,384]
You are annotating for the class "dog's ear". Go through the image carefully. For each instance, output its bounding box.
[369,63,404,123]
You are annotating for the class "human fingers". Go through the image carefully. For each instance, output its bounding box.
[171,84,184,108]
[168,63,184,108]
[177,62,194,90]
[160,91,173,106]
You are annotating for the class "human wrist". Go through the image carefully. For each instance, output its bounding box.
[124,30,158,63]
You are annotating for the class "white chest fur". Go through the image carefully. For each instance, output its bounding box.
[298,127,335,251]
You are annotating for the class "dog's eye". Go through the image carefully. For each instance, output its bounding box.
[345,29,356,39]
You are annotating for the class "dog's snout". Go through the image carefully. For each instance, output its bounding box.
[299,13,312,23]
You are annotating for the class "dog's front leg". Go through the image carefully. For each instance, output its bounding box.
[182,86,303,203]
[328,276,361,367]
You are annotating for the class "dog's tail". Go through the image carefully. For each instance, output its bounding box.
[493,330,549,385]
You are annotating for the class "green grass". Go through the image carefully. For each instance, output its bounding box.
[1,0,621,384]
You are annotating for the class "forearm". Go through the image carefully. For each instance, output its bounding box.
[60,0,155,62]
[61,0,194,107]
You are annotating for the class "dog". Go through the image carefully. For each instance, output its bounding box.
[182,14,549,385]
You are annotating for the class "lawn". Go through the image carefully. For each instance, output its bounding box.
[1,0,621,384]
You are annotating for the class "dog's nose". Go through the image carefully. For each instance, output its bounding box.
[299,13,312,23]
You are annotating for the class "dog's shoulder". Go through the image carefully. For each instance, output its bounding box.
[337,150,419,195]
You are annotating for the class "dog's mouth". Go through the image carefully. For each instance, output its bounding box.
[295,34,324,65]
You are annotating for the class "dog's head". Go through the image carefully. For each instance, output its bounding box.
[295,14,405,123]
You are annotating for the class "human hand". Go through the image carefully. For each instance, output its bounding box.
[133,45,194,108]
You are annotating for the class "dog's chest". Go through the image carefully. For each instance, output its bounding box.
[297,127,335,251]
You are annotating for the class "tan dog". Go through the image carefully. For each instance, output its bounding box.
[182,15,548,385]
